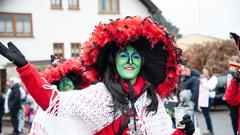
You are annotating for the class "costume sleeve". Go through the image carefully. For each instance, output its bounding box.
[8,87,21,112]
[224,79,240,106]
[17,63,58,110]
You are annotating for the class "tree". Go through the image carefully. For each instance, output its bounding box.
[184,40,237,74]
[152,11,182,39]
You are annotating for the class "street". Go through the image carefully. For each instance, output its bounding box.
[197,105,233,135]
[2,105,233,135]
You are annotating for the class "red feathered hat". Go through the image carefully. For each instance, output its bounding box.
[80,16,182,97]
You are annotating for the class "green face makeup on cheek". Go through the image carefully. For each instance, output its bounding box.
[115,45,142,83]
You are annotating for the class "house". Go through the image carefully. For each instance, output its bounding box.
[0,0,160,91]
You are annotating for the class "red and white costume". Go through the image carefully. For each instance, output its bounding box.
[15,16,187,135]
[18,63,185,135]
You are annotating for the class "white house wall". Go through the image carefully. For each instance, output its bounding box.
[0,0,151,66]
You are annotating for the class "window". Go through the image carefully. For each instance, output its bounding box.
[99,0,119,14]
[0,13,33,37]
[68,0,79,10]
[51,0,62,9]
[53,43,64,58]
[71,43,80,57]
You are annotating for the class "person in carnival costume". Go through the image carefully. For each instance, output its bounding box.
[225,32,240,135]
[0,16,194,135]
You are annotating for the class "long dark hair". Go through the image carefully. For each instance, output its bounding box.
[95,40,159,134]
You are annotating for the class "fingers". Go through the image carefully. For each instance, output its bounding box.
[7,42,23,56]
[230,32,240,50]
[0,42,8,51]
[230,32,235,39]
[185,123,195,135]
[180,114,192,125]
[181,118,195,135]
[0,42,14,62]
[230,32,239,41]
[180,117,191,125]
[0,42,10,57]
[185,126,195,135]
[183,114,191,120]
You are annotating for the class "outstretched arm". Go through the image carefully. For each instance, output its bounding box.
[0,42,57,110]
[17,63,58,110]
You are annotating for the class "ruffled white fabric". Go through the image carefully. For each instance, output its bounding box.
[58,83,116,134]
[30,82,175,135]
[145,99,175,134]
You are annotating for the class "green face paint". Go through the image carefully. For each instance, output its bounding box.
[59,77,74,92]
[116,45,142,83]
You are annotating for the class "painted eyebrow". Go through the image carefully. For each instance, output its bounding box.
[118,48,127,52]
[118,51,129,58]
[131,52,141,58]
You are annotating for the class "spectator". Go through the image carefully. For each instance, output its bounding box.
[4,80,12,114]
[198,67,218,135]
[25,94,38,133]
[179,61,200,111]
[50,54,63,67]
[0,91,4,135]
[178,90,194,108]
[18,85,27,133]
[8,77,22,135]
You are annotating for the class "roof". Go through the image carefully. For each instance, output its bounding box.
[139,0,161,14]
[176,34,223,51]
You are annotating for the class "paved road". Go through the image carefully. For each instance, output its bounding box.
[2,119,29,135]
[197,106,234,135]
[2,105,234,135]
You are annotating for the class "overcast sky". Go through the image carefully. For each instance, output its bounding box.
[152,0,240,39]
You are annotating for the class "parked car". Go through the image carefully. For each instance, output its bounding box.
[213,73,228,106]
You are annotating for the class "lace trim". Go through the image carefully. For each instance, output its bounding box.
[30,82,175,135]
[42,77,60,115]
[143,97,175,135]
[58,82,116,133]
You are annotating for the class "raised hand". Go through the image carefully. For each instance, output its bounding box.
[230,32,240,50]
[0,42,27,68]
[232,70,240,82]
[179,114,195,135]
